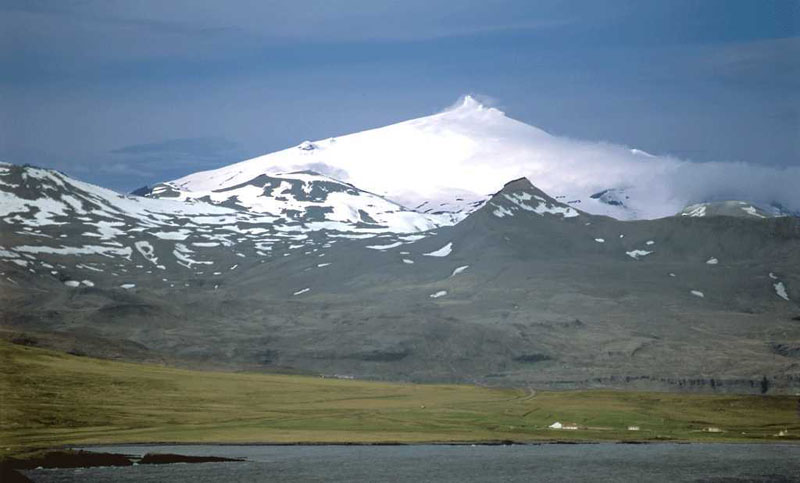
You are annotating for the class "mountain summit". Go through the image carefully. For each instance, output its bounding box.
[148,96,798,221]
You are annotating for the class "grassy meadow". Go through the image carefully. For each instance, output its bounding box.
[1,340,798,459]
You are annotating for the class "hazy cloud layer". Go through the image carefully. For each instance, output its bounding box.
[108,137,242,182]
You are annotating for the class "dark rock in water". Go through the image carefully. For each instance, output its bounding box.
[139,453,243,464]
[5,450,133,470]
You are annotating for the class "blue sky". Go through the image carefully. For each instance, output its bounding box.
[1,0,797,191]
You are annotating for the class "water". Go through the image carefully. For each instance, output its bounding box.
[24,443,800,482]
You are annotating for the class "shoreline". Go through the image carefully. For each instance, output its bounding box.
[6,440,798,475]
[71,438,799,448]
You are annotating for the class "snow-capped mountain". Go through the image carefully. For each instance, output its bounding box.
[156,95,800,221]
[139,169,456,232]
[1,97,799,393]
[0,162,445,247]
[0,163,450,282]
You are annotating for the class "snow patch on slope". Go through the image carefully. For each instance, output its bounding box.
[626,250,652,260]
[774,282,790,301]
[424,242,453,257]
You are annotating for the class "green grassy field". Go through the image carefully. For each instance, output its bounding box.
[1,341,798,458]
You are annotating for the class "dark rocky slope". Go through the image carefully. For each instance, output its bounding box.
[1,166,798,392]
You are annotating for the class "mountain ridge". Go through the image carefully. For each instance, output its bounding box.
[1,162,798,393]
[139,168,458,232]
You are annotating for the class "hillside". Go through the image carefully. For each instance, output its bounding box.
[2,341,797,458]
[1,165,798,392]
